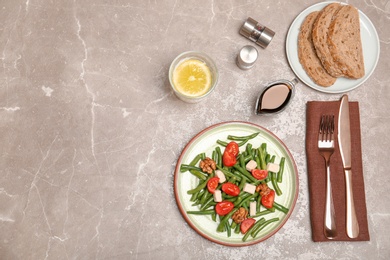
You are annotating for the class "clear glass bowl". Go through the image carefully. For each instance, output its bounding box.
[169,51,218,103]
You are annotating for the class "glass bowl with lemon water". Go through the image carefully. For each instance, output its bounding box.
[169,51,218,103]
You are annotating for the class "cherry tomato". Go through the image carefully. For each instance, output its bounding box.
[222,182,240,196]
[222,151,236,167]
[240,218,256,234]
[261,189,275,209]
[215,201,234,216]
[207,177,219,194]
[225,141,239,156]
[222,142,239,167]
[251,169,268,180]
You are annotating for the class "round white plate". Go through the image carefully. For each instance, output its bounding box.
[286,1,380,94]
[174,121,299,246]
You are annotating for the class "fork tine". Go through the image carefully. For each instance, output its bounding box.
[319,115,325,141]
[329,115,334,141]
[319,115,334,142]
[324,115,329,141]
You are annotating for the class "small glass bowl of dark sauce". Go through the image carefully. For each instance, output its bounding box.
[255,78,298,115]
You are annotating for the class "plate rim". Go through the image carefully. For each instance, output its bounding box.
[285,1,380,94]
[173,121,299,246]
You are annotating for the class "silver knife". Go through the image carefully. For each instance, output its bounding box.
[338,95,359,238]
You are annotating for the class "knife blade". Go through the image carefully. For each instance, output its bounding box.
[338,94,359,238]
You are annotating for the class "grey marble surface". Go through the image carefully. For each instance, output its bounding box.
[1,0,389,259]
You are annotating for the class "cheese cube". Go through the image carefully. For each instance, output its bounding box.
[249,201,257,216]
[214,170,226,183]
[246,160,257,172]
[213,190,222,202]
[243,183,256,194]
[267,163,280,173]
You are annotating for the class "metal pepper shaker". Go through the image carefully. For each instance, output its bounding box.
[239,17,275,48]
[236,45,258,70]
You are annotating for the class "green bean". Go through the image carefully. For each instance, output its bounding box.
[231,221,237,229]
[260,143,267,156]
[242,218,265,242]
[200,189,211,205]
[195,188,205,199]
[245,143,253,158]
[225,221,231,237]
[253,209,273,218]
[257,146,267,170]
[187,174,213,195]
[234,222,241,234]
[237,139,249,147]
[256,195,262,212]
[233,192,252,207]
[271,172,282,196]
[211,212,217,222]
[242,202,248,211]
[217,208,238,232]
[216,165,242,182]
[252,217,279,238]
[270,155,275,163]
[239,154,246,169]
[187,209,215,215]
[273,201,289,214]
[190,190,203,205]
[217,140,228,146]
[191,199,200,207]
[251,148,256,158]
[268,206,276,212]
[236,193,258,208]
[238,177,247,190]
[216,146,222,167]
[200,197,215,210]
[250,218,266,237]
[233,164,258,183]
[180,164,202,173]
[277,157,285,183]
[233,170,250,182]
[190,193,198,202]
[227,132,259,141]
[228,175,240,184]
[265,154,270,164]
[189,153,204,166]
[243,154,253,163]
[255,154,261,169]
[189,170,207,180]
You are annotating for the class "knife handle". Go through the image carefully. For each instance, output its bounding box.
[345,169,359,238]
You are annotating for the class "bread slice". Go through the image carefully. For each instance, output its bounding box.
[298,11,337,87]
[327,5,365,79]
[312,3,344,77]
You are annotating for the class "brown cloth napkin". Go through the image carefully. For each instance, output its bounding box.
[306,100,370,242]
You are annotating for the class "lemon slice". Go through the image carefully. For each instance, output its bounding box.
[172,59,212,97]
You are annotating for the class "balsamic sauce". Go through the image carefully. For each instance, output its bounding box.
[255,79,298,115]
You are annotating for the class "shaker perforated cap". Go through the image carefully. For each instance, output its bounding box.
[236,45,258,70]
[239,17,275,48]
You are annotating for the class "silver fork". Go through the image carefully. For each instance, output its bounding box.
[318,115,337,239]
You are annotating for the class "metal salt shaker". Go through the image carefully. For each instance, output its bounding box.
[236,45,258,70]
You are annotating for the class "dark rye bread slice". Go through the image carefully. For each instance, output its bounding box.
[312,3,344,77]
[298,11,337,87]
[327,5,365,79]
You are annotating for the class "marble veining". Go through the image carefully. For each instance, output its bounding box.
[1,0,389,259]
